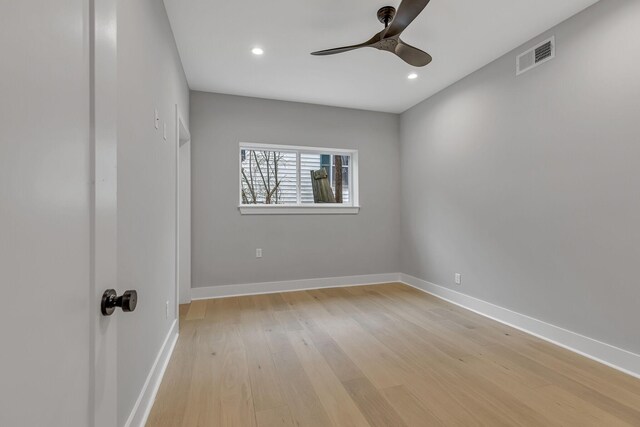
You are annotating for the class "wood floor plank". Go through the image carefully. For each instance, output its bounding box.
[178,324,226,426]
[238,297,287,412]
[381,385,444,427]
[341,376,408,427]
[146,322,198,427]
[297,324,409,426]
[307,333,363,383]
[147,283,640,427]
[288,330,371,427]
[205,297,241,325]
[297,309,474,426]
[270,343,334,427]
[283,292,410,390]
[532,384,632,426]
[184,300,207,320]
[525,338,640,392]
[486,342,640,425]
[255,405,296,427]
[267,293,290,312]
[316,315,410,389]
[341,308,519,425]
[179,303,190,321]
[460,354,628,427]
[218,326,256,427]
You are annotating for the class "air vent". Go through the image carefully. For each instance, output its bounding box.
[516,36,555,76]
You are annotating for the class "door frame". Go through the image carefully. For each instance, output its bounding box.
[90,0,118,425]
[175,105,191,316]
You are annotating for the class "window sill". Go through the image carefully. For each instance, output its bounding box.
[239,205,360,215]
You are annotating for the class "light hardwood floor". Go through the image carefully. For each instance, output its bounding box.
[147,283,640,426]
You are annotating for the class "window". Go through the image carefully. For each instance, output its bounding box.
[239,143,359,214]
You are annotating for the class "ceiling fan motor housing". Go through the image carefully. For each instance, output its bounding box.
[377,6,396,27]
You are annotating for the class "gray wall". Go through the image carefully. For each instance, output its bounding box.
[117,0,189,424]
[191,92,400,288]
[400,0,640,355]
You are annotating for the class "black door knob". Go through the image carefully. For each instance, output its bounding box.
[101,289,138,316]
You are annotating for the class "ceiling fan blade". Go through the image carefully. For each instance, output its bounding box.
[311,30,384,56]
[395,40,432,67]
[384,0,431,39]
[311,44,370,56]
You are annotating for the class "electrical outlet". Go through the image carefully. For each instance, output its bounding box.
[256,248,262,258]
[165,301,169,319]
[454,273,462,285]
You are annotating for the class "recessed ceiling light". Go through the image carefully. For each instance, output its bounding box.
[407,72,418,80]
[251,47,264,56]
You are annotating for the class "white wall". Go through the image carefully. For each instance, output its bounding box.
[0,1,91,425]
[190,92,401,288]
[400,0,640,355]
[117,0,189,424]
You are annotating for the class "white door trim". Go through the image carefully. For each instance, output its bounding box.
[175,105,191,316]
[90,0,118,425]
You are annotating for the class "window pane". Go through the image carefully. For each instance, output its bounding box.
[240,150,297,204]
[320,154,331,173]
[300,153,350,204]
[300,153,321,203]
[333,155,350,203]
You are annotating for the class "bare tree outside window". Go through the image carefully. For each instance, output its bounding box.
[334,155,343,204]
[241,150,293,204]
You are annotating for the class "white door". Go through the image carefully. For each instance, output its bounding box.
[0,1,118,426]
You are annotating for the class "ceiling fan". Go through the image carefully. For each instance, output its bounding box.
[311,0,433,67]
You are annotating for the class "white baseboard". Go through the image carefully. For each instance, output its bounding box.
[400,273,640,380]
[191,273,402,300]
[124,319,179,427]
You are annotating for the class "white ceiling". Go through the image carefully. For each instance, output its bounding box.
[164,0,599,113]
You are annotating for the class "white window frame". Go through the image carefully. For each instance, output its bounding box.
[238,142,360,215]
